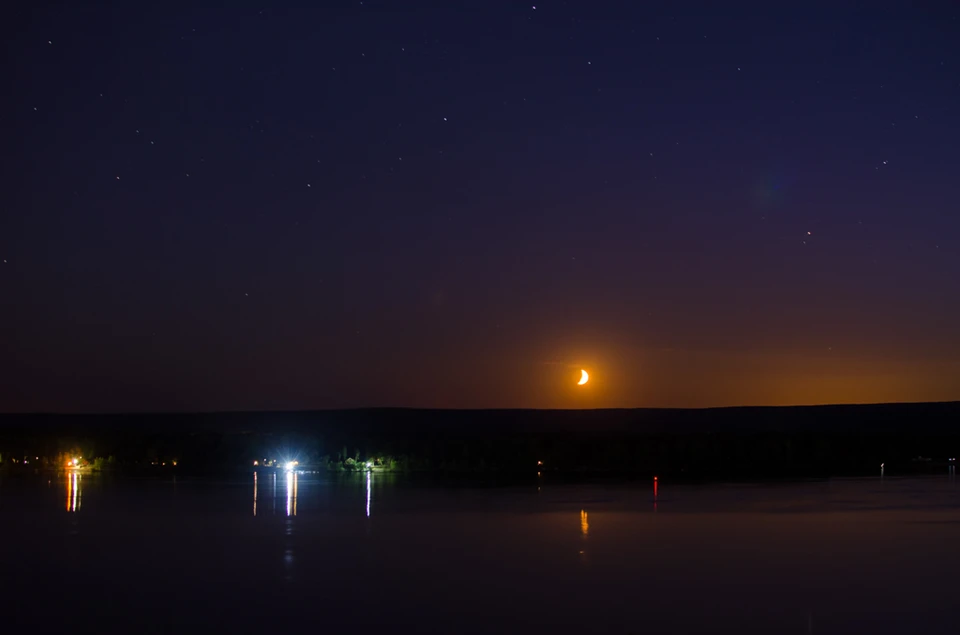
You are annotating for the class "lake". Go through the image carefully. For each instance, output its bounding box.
[1,471,958,633]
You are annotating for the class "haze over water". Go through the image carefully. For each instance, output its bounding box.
[2,473,958,634]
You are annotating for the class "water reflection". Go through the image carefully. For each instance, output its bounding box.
[366,472,372,517]
[286,471,298,517]
[253,472,258,517]
[65,472,81,512]
[9,477,960,633]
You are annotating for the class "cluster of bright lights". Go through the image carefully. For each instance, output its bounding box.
[285,461,299,472]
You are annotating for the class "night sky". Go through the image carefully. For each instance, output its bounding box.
[3,3,959,412]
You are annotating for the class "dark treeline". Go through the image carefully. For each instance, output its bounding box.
[0,402,958,480]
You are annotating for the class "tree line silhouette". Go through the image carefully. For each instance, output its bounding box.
[1,402,957,480]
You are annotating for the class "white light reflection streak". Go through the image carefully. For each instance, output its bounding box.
[286,470,297,517]
[366,472,372,517]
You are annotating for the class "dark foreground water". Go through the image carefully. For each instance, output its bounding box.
[1,471,958,634]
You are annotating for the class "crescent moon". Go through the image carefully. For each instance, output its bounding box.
[577,369,589,385]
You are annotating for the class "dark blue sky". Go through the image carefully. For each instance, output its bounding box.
[3,2,959,412]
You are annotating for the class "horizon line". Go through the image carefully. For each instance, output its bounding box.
[3,399,960,417]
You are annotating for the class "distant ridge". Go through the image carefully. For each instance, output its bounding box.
[2,400,959,435]
[5,399,959,416]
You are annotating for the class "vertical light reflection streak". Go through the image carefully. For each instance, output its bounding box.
[286,471,297,517]
[253,471,258,517]
[580,509,589,536]
[66,472,80,512]
[653,476,659,512]
[366,472,372,517]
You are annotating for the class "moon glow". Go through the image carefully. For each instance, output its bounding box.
[577,369,589,385]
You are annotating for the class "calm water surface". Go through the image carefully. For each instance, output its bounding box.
[1,472,958,634]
